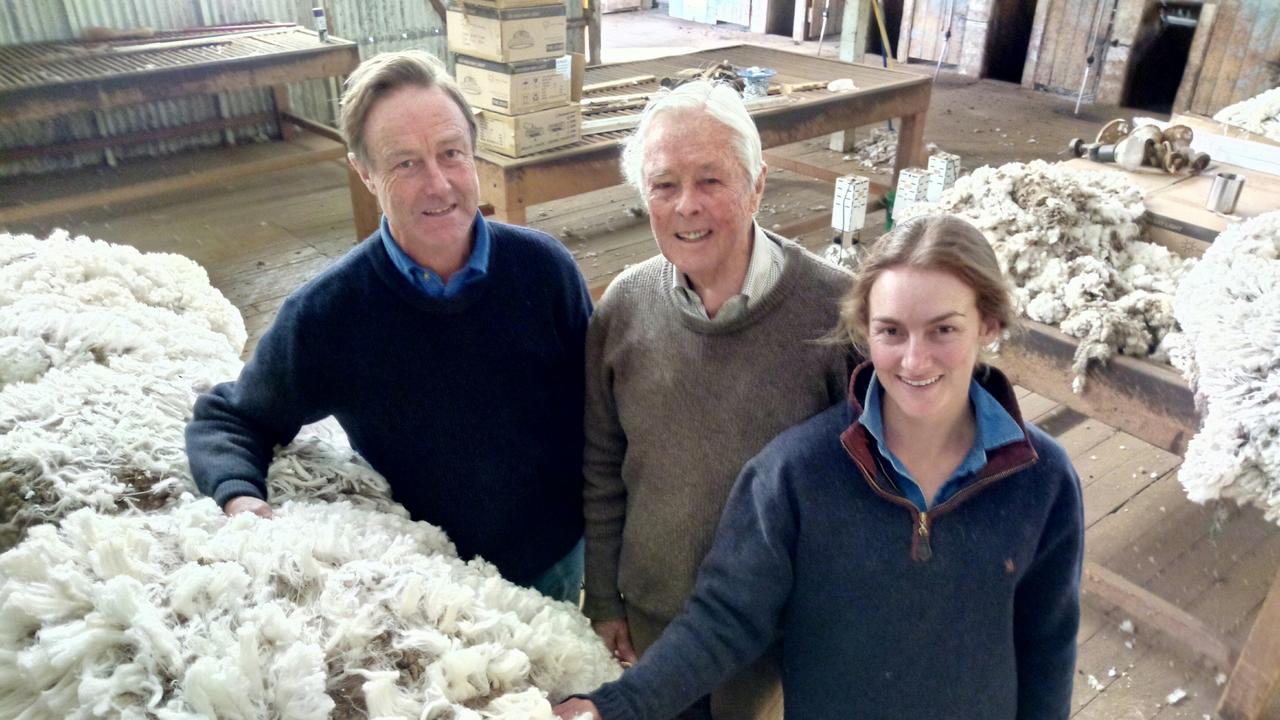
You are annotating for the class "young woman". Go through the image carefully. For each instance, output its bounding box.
[555,214,1084,720]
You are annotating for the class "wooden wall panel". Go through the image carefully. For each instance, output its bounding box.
[901,0,967,64]
[1183,0,1280,116]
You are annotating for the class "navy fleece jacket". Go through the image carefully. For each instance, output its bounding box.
[590,363,1083,719]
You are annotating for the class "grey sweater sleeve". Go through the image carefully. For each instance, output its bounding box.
[589,456,795,720]
[582,292,629,621]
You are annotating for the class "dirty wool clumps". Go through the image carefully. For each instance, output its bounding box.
[1166,211,1280,522]
[842,127,941,173]
[0,231,401,549]
[0,231,619,717]
[1212,86,1280,143]
[899,160,1194,391]
[0,500,616,718]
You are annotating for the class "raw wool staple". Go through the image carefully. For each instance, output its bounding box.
[1167,211,1280,522]
[0,499,620,718]
[897,160,1195,391]
[842,127,942,173]
[0,231,402,549]
[1212,86,1280,143]
[0,231,622,715]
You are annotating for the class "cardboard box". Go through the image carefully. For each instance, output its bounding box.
[477,104,581,157]
[893,168,930,219]
[455,55,571,115]
[926,152,961,202]
[831,174,871,232]
[447,3,567,63]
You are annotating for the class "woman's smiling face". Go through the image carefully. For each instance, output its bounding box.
[867,266,1000,425]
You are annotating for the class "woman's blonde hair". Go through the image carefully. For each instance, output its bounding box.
[837,214,1016,355]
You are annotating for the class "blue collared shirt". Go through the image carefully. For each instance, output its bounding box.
[858,373,1025,511]
[380,211,490,299]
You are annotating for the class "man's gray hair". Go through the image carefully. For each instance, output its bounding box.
[340,50,477,166]
[620,80,765,203]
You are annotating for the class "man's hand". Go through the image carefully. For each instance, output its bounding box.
[592,617,637,665]
[224,496,274,518]
[553,698,602,719]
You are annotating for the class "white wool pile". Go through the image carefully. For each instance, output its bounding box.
[0,499,620,718]
[0,231,622,715]
[898,160,1194,391]
[1212,86,1280,143]
[0,231,401,548]
[1167,211,1280,522]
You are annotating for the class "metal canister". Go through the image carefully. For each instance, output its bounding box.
[1206,172,1244,214]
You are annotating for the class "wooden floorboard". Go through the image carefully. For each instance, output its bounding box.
[5,136,1277,718]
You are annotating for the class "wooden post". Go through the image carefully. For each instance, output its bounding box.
[347,163,381,241]
[1171,2,1217,115]
[1217,564,1280,720]
[893,107,927,183]
[272,85,296,141]
[829,0,871,153]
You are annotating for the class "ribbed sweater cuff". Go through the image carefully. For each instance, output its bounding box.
[590,684,641,720]
[581,592,626,622]
[212,479,266,509]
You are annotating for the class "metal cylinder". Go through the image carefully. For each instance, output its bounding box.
[1206,172,1244,214]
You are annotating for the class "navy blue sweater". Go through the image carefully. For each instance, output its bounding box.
[591,363,1083,719]
[186,221,591,585]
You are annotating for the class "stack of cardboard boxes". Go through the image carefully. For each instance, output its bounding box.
[447,0,581,157]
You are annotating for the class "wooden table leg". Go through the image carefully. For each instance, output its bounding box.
[479,163,529,225]
[347,164,380,241]
[1218,564,1280,720]
[892,109,927,185]
[272,85,296,142]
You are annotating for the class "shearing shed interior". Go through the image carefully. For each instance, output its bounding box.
[2,0,1280,717]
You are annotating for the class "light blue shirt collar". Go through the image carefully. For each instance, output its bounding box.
[380,211,490,299]
[858,372,1024,510]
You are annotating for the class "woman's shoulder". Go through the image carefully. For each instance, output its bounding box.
[750,401,852,476]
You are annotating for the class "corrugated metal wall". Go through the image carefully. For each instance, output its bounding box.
[0,0,448,177]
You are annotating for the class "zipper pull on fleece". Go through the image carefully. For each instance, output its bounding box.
[914,511,933,562]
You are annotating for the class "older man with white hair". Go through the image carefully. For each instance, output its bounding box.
[575,81,857,720]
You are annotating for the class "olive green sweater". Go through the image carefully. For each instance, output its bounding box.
[582,236,856,622]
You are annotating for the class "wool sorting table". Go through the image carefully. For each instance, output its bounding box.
[349,44,932,237]
[995,156,1280,720]
[0,26,359,226]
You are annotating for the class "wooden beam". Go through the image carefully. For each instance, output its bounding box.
[582,74,656,93]
[426,0,448,23]
[1172,3,1218,114]
[993,320,1198,455]
[0,112,273,163]
[0,146,347,226]
[1218,564,1280,720]
[280,111,345,144]
[1083,561,1237,674]
[348,162,381,241]
[3,46,360,124]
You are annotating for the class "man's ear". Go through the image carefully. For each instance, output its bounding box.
[349,152,377,195]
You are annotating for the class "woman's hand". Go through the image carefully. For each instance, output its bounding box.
[592,617,637,664]
[553,698,602,719]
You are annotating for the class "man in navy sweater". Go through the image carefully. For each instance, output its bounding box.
[185,50,591,600]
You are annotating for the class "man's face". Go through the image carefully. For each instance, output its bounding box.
[641,112,765,288]
[351,85,480,264]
